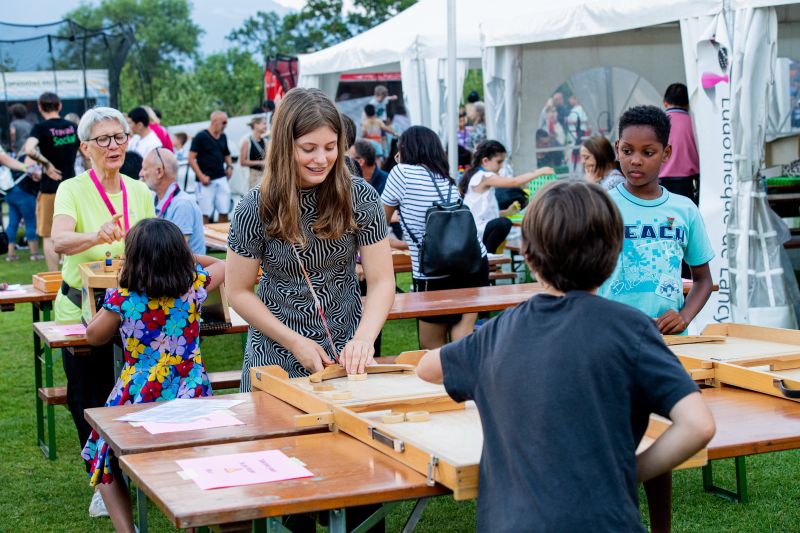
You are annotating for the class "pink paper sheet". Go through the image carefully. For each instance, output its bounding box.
[52,324,87,336]
[177,449,313,490]
[141,412,244,434]
[0,290,27,296]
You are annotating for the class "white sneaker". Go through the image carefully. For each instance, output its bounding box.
[88,489,109,518]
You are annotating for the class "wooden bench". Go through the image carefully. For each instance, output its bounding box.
[489,271,517,284]
[37,370,243,407]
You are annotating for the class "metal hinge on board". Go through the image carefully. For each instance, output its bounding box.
[368,426,405,452]
[427,456,440,486]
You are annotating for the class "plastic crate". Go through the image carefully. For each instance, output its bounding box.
[766,176,800,187]
[528,173,559,197]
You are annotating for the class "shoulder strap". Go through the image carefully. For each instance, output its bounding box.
[397,205,420,245]
[426,168,453,204]
[250,136,265,158]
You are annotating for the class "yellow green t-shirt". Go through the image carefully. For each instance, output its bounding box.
[53,171,156,322]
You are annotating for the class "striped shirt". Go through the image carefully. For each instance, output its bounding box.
[382,163,486,279]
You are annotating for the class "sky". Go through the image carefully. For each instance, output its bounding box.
[3,0,337,55]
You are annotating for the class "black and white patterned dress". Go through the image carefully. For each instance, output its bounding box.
[228,178,388,390]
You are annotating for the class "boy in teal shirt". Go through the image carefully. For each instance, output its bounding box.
[599,105,714,334]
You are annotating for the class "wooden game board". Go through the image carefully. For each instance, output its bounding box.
[670,323,800,402]
[251,353,706,500]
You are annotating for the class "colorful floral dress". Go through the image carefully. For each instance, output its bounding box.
[81,264,213,486]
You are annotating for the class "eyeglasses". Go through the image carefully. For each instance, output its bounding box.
[152,147,165,171]
[89,132,129,148]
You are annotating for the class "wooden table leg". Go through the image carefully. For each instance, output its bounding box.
[644,472,672,533]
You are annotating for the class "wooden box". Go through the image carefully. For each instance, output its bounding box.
[670,323,800,402]
[78,259,232,330]
[32,271,62,294]
[79,259,125,323]
[203,223,230,251]
[251,352,705,500]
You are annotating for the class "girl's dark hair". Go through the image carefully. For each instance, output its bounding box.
[341,114,357,148]
[459,139,506,195]
[618,105,671,147]
[382,137,399,173]
[118,218,196,298]
[398,126,452,185]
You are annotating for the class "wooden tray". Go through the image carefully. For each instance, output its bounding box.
[32,271,62,294]
[671,323,800,402]
[203,223,229,244]
[252,353,706,500]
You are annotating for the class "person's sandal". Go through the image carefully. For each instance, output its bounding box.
[5,255,17,262]
[29,254,44,261]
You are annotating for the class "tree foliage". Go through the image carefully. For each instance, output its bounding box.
[63,0,416,124]
[227,0,417,61]
[346,0,417,32]
[66,0,201,76]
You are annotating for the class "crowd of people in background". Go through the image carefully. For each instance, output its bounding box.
[0,80,714,532]
[0,92,281,268]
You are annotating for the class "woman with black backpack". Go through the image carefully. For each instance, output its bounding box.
[382,126,489,349]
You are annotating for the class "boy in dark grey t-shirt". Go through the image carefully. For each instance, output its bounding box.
[417,180,715,532]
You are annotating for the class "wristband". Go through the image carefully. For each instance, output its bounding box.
[21,163,28,172]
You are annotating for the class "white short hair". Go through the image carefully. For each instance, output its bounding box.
[77,107,130,142]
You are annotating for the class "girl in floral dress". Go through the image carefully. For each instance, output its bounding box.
[82,217,225,532]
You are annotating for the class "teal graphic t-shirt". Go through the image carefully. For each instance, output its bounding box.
[599,184,714,321]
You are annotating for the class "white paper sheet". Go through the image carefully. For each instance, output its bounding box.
[115,398,245,423]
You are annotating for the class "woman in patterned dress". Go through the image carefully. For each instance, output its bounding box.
[227,88,395,389]
[82,218,226,533]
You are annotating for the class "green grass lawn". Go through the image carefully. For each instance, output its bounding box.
[0,249,798,531]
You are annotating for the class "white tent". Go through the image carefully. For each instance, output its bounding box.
[298,0,494,138]
[480,0,721,169]
[481,0,800,330]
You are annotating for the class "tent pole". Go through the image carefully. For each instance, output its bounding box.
[447,0,458,180]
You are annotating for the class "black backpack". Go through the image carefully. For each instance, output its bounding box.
[400,172,482,277]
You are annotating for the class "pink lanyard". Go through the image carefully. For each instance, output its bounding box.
[89,169,129,232]
[291,243,341,364]
[157,183,179,218]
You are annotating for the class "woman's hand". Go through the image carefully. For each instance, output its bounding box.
[341,338,375,375]
[95,212,125,245]
[288,336,334,373]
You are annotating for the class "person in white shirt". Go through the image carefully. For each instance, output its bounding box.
[459,140,553,253]
[126,106,162,158]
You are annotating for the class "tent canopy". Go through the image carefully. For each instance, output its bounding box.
[298,0,484,76]
[481,0,722,48]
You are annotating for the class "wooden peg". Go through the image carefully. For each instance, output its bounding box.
[405,411,430,422]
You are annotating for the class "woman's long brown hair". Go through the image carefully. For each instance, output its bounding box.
[258,88,355,244]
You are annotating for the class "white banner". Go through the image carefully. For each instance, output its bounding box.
[0,69,109,101]
[680,14,734,330]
